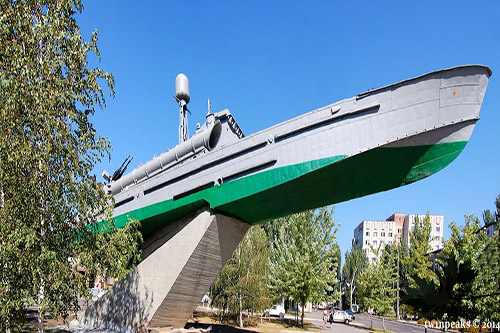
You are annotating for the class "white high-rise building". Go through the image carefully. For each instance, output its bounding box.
[403,214,444,251]
[353,220,397,263]
[353,213,444,262]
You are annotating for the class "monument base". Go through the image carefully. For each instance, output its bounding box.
[75,208,249,331]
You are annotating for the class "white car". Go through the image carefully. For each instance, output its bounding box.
[264,304,285,318]
[333,310,350,324]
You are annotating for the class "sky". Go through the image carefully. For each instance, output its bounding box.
[78,1,500,263]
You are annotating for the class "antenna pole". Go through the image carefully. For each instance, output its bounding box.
[179,100,188,143]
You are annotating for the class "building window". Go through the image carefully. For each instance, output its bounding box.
[373,232,377,237]
[388,232,393,237]
[436,226,440,232]
[381,241,385,246]
[373,240,377,245]
[388,241,393,245]
[366,231,369,236]
[381,232,385,237]
[365,240,368,244]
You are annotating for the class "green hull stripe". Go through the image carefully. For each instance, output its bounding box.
[113,141,467,235]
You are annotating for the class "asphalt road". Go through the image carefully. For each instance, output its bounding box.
[294,310,364,332]
[292,310,448,333]
[355,313,444,333]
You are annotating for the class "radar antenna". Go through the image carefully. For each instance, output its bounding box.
[175,73,190,144]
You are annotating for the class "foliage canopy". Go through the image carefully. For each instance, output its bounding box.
[0,0,142,330]
[268,207,339,326]
[209,226,271,328]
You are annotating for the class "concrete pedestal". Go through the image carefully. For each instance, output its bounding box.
[76,208,249,331]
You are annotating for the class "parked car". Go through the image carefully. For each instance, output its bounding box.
[345,309,355,320]
[264,304,285,318]
[333,310,350,324]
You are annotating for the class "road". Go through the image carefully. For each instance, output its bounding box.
[293,310,446,333]
[355,313,444,333]
[293,310,364,332]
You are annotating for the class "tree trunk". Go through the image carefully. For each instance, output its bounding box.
[397,249,400,320]
[37,301,44,333]
[350,268,357,310]
[382,316,386,331]
[300,300,305,328]
[350,285,356,310]
[239,294,243,328]
[38,158,45,333]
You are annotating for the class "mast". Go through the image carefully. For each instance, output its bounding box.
[175,73,190,144]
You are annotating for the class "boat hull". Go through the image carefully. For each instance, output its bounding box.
[109,65,491,235]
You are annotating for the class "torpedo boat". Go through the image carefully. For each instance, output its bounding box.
[104,65,491,235]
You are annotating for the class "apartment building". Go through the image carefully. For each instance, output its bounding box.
[353,213,444,262]
[386,213,405,245]
[353,219,398,263]
[403,214,444,251]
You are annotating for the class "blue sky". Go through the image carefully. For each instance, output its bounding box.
[78,1,500,262]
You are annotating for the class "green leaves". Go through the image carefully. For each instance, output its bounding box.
[342,243,368,308]
[209,226,271,326]
[268,207,339,324]
[358,244,398,316]
[0,1,141,330]
[401,197,500,322]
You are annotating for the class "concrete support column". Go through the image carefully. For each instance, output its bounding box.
[76,208,249,331]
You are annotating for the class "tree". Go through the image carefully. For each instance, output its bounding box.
[0,1,142,331]
[209,226,271,328]
[359,244,398,331]
[342,244,368,310]
[473,195,500,322]
[332,243,342,308]
[405,213,435,287]
[268,207,339,326]
[404,216,483,321]
[403,198,500,322]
